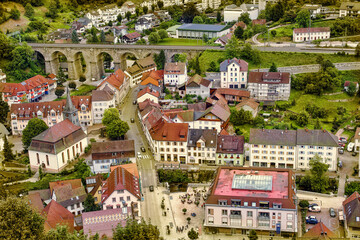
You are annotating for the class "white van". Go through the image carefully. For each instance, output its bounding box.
[348,142,355,152]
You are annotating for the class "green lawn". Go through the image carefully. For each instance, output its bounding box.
[157,38,206,46]
[199,50,360,73]
[71,84,96,96]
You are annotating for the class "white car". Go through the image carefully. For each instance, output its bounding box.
[308,206,321,212]
[137,152,142,159]
[347,142,355,152]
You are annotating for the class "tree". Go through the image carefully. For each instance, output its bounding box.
[299,200,309,209]
[100,30,106,43]
[148,32,160,44]
[193,16,203,24]
[153,50,165,70]
[83,194,101,212]
[216,11,221,22]
[0,32,14,60]
[135,7,140,16]
[249,229,258,240]
[202,34,208,43]
[25,3,35,19]
[126,11,131,21]
[314,118,321,129]
[296,9,310,28]
[2,135,14,161]
[158,29,168,39]
[71,30,79,43]
[230,108,253,126]
[0,94,9,124]
[57,67,66,85]
[106,119,129,140]
[356,43,360,58]
[113,219,160,239]
[238,12,251,25]
[143,6,148,14]
[22,118,49,150]
[45,225,85,240]
[39,165,43,180]
[157,1,164,9]
[207,61,217,72]
[188,228,199,240]
[194,56,201,75]
[136,38,146,45]
[74,159,91,184]
[46,2,58,19]
[69,81,76,89]
[79,75,86,82]
[296,112,309,127]
[269,62,278,72]
[271,30,277,38]
[102,108,120,126]
[182,2,199,23]
[300,155,329,193]
[225,35,241,59]
[174,53,187,63]
[234,26,244,40]
[151,4,156,12]
[117,14,122,23]
[0,196,45,239]
[55,88,65,98]
[347,82,357,96]
[10,7,20,20]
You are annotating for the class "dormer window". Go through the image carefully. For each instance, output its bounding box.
[219,200,227,206]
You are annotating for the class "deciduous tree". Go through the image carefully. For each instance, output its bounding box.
[106,119,129,140]
[249,229,258,240]
[192,16,203,24]
[148,32,160,44]
[153,50,165,69]
[188,228,199,240]
[143,6,148,14]
[74,159,91,184]
[45,225,85,240]
[0,196,45,239]
[10,7,20,20]
[55,88,65,98]
[238,12,251,25]
[234,26,244,40]
[22,118,49,150]
[25,3,35,19]
[158,29,168,39]
[299,155,329,193]
[296,9,310,28]
[225,35,241,59]
[102,108,120,126]
[113,219,160,240]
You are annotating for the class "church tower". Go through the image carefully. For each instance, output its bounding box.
[63,87,80,126]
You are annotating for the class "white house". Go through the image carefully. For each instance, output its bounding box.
[97,69,129,105]
[135,18,152,32]
[293,27,330,42]
[339,2,360,17]
[249,128,339,171]
[137,87,160,104]
[28,119,88,173]
[101,164,141,219]
[91,90,115,124]
[164,62,187,86]
[302,4,322,18]
[202,0,221,10]
[220,58,249,89]
[186,74,212,99]
[187,129,217,165]
[224,3,259,22]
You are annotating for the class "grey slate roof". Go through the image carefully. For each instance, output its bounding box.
[178,24,227,32]
[249,128,338,147]
[249,129,297,146]
[296,129,338,147]
[187,129,217,148]
[220,58,248,72]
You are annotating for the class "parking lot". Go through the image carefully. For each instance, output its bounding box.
[305,202,344,237]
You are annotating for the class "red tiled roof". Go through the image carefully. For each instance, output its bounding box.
[248,72,290,84]
[123,32,141,40]
[150,120,188,142]
[138,99,161,111]
[92,90,114,101]
[141,70,164,81]
[110,163,139,178]
[49,179,83,194]
[27,192,44,213]
[142,107,163,129]
[47,74,56,79]
[235,98,259,111]
[231,21,247,31]
[137,86,160,98]
[0,75,54,97]
[343,191,360,207]
[98,69,126,91]
[42,200,74,232]
[252,19,266,25]
[102,165,141,203]
[140,76,159,87]
[31,119,82,143]
[294,27,330,34]
[214,88,250,98]
[217,135,244,154]
[219,129,229,135]
[303,222,336,239]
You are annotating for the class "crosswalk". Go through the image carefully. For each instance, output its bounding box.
[139,154,151,159]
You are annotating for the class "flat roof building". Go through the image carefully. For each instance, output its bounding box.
[204,167,297,234]
[176,24,230,39]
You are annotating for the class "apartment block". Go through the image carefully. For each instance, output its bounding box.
[204,167,297,234]
[220,58,249,89]
[249,129,338,171]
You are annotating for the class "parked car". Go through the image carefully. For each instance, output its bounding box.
[141,147,146,152]
[308,206,321,212]
[340,137,347,143]
[309,203,318,208]
[133,100,137,105]
[339,149,344,154]
[352,152,357,157]
[329,208,336,217]
[137,152,142,159]
[338,161,343,168]
[149,185,154,192]
[306,216,318,224]
[130,118,135,123]
[348,142,355,152]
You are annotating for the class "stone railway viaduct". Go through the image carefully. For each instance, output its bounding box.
[29,43,207,80]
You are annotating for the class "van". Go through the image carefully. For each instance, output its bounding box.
[348,142,355,152]
[308,206,321,212]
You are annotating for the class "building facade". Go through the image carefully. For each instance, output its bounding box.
[339,2,360,17]
[248,72,291,101]
[293,27,330,42]
[187,129,217,165]
[204,167,297,234]
[186,74,212,99]
[91,90,115,124]
[249,129,338,171]
[176,24,230,39]
[29,119,88,173]
[220,58,249,89]
[164,62,187,86]
[216,135,245,166]
[224,4,259,22]
[97,69,129,105]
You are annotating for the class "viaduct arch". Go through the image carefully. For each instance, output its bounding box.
[29,43,206,81]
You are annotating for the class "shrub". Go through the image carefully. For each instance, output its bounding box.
[299,200,309,209]
[69,82,76,89]
[79,75,86,82]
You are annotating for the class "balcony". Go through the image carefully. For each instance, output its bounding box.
[258,216,270,221]
[230,214,242,219]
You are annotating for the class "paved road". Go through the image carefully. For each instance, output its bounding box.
[28,43,356,54]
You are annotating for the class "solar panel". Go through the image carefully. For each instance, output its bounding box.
[232,174,273,191]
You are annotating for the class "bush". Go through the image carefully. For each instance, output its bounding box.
[84,144,92,154]
[299,200,309,209]
[79,75,86,82]
[90,138,96,143]
[69,82,76,89]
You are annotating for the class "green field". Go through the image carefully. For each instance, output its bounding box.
[71,84,96,96]
[199,50,360,73]
[157,38,206,46]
